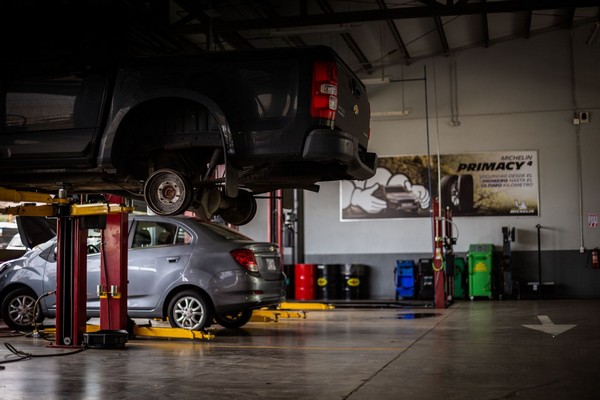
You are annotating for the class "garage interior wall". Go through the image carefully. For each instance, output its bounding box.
[241,23,600,299]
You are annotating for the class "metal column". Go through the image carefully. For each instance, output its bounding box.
[99,199,129,331]
[54,215,88,347]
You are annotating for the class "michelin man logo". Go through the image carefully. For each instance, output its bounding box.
[341,167,431,216]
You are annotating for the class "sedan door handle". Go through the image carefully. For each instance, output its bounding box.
[167,257,180,263]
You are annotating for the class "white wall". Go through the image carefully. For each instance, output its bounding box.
[241,23,600,293]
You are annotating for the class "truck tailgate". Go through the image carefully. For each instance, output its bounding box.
[335,61,371,151]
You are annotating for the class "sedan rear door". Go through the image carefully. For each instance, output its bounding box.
[124,218,194,313]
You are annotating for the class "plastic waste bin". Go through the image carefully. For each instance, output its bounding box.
[468,244,494,299]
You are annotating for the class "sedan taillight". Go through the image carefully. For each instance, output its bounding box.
[230,249,259,272]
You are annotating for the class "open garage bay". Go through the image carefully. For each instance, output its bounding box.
[1,300,599,399]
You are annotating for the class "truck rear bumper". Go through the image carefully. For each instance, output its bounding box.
[302,129,377,181]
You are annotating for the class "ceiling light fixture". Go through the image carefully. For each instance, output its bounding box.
[361,77,391,85]
[371,109,413,118]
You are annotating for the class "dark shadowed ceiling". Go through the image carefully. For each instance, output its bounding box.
[4,1,599,78]
[113,0,600,77]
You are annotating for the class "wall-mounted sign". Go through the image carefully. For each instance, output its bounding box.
[340,151,539,220]
[588,213,598,228]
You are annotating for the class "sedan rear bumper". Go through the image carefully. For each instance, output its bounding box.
[210,270,286,313]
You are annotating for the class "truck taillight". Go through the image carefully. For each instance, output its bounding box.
[311,61,338,123]
[230,249,259,272]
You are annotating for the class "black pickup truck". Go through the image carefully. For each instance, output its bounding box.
[0,19,376,224]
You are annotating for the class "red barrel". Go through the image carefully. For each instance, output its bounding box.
[294,264,316,300]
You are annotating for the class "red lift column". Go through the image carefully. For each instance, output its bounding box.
[54,215,88,347]
[432,198,456,309]
[99,197,129,331]
[432,198,445,309]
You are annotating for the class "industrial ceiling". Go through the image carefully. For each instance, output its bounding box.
[107,0,600,79]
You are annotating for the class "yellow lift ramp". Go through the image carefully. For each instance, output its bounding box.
[48,301,335,341]
[84,323,216,340]
[251,301,335,323]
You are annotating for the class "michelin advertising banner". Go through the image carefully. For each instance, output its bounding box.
[340,151,539,220]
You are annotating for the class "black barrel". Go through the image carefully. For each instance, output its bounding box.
[283,264,295,300]
[315,264,341,300]
[417,258,434,300]
[340,264,368,300]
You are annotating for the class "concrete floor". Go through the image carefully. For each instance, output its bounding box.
[1,299,599,399]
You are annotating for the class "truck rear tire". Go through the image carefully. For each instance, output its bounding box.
[218,190,257,226]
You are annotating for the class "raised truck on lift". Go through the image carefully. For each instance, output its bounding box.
[0,13,376,224]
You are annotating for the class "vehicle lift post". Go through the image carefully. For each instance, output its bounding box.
[0,187,131,347]
[268,189,283,259]
[54,199,88,347]
[432,198,455,309]
[98,195,129,332]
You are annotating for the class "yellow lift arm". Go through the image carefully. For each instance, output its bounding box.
[0,187,132,217]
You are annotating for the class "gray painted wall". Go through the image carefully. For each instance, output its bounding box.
[241,24,600,299]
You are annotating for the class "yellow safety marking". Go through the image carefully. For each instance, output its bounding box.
[278,302,335,310]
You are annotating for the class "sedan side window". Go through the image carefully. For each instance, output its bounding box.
[132,221,190,248]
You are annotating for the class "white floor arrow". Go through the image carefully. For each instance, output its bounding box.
[523,315,576,336]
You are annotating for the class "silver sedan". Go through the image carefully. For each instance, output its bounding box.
[0,215,285,331]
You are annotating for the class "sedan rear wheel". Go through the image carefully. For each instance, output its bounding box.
[1,288,44,331]
[167,290,212,330]
[215,309,253,329]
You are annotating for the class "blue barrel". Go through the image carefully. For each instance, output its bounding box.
[395,260,415,299]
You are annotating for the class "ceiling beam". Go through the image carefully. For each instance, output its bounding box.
[481,4,490,47]
[179,0,600,33]
[434,15,451,55]
[564,8,576,29]
[524,10,533,38]
[375,0,412,64]
[173,0,254,50]
[253,0,307,47]
[315,0,374,74]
